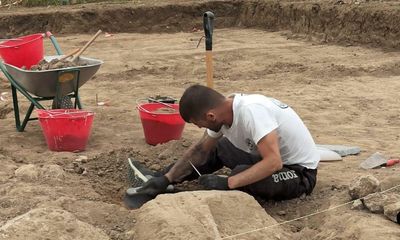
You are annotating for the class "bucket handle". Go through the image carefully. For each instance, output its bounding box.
[0,38,22,48]
[147,97,175,109]
[0,45,19,49]
[38,110,93,118]
[0,33,44,49]
[136,99,179,117]
[136,97,181,117]
[136,99,158,117]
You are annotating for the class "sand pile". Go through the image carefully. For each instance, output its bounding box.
[133,190,291,240]
[0,207,110,240]
[309,211,400,239]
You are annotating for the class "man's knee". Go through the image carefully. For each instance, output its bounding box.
[229,165,309,201]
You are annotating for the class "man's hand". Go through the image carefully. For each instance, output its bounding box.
[198,174,229,190]
[165,131,219,183]
[136,176,170,197]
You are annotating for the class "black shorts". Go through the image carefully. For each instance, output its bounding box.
[178,137,318,200]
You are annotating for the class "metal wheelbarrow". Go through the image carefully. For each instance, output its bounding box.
[0,32,102,131]
[3,55,102,97]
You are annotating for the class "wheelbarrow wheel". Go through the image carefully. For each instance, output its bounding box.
[52,96,74,109]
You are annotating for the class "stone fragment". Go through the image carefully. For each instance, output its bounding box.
[75,155,88,163]
[14,164,40,181]
[363,193,387,213]
[351,199,364,210]
[384,202,400,223]
[132,191,291,240]
[348,175,381,199]
[363,192,400,214]
[41,164,66,180]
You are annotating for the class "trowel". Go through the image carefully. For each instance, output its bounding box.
[359,152,400,169]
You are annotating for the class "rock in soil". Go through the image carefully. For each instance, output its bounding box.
[14,164,40,181]
[363,192,400,214]
[351,199,364,210]
[14,164,65,182]
[348,175,381,199]
[132,190,291,240]
[384,202,400,223]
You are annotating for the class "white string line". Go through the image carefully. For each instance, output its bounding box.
[221,184,400,240]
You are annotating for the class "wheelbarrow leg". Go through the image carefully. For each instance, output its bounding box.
[74,71,82,109]
[75,94,83,109]
[11,85,21,131]
[10,85,43,132]
[19,103,36,132]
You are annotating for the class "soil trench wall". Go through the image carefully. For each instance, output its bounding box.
[0,0,400,49]
[237,1,400,49]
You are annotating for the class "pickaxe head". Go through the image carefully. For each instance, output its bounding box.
[203,11,215,51]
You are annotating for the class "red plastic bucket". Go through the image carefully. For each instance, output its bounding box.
[138,103,185,145]
[0,33,44,69]
[37,109,95,152]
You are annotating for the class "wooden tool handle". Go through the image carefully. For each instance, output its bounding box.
[205,51,214,88]
[71,30,102,62]
[59,48,80,61]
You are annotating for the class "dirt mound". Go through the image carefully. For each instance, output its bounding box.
[30,58,88,71]
[0,207,110,240]
[310,211,400,239]
[78,140,195,203]
[133,190,291,240]
[44,197,137,239]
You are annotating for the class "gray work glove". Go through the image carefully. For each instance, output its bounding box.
[136,176,170,197]
[198,174,229,190]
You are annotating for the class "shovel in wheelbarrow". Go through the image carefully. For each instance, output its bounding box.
[48,30,102,108]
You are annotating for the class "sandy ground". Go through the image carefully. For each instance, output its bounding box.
[0,11,400,240]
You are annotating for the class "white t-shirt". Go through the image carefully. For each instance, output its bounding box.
[207,94,320,169]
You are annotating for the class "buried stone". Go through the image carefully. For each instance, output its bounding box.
[132,191,291,240]
[384,202,400,224]
[362,192,400,214]
[348,175,381,199]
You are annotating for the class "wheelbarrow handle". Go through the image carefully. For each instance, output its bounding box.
[203,11,214,51]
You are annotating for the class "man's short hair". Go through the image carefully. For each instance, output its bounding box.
[179,84,225,122]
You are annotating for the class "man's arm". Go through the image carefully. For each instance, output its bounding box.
[165,131,219,183]
[227,130,283,189]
